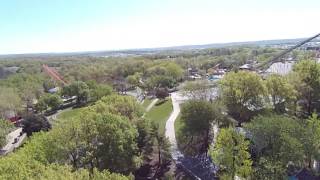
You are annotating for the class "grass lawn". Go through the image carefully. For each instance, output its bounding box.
[57,107,85,120]
[174,113,185,150]
[144,99,173,134]
[142,98,153,110]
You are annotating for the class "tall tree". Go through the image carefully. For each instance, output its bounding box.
[301,113,320,168]
[90,84,112,102]
[0,119,14,148]
[36,93,63,112]
[292,60,320,115]
[151,123,171,168]
[180,100,224,154]
[22,114,51,136]
[0,87,22,119]
[183,80,216,101]
[245,115,305,178]
[95,95,143,120]
[209,128,252,179]
[62,81,89,104]
[220,71,266,125]
[44,109,141,174]
[265,74,296,113]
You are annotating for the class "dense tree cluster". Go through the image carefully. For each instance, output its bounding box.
[219,60,320,124]
[0,46,319,179]
[244,114,320,178]
[180,100,226,155]
[209,128,252,179]
[0,93,170,178]
[36,93,63,112]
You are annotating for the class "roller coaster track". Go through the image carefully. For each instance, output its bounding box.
[42,64,68,85]
[258,33,320,70]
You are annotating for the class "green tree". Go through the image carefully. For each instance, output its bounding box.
[136,118,153,156]
[22,114,51,136]
[220,71,266,125]
[209,128,252,179]
[302,113,320,168]
[0,119,14,148]
[0,73,44,106]
[245,115,305,178]
[35,93,63,112]
[95,95,143,120]
[0,151,129,180]
[151,123,171,167]
[265,74,296,113]
[126,73,141,87]
[0,87,22,119]
[146,75,176,89]
[46,94,63,110]
[62,81,89,104]
[183,80,216,100]
[292,60,320,115]
[164,62,183,80]
[35,98,48,113]
[90,84,113,102]
[43,80,56,92]
[180,100,224,154]
[42,109,141,174]
[95,112,141,173]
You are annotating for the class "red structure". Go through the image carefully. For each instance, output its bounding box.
[42,64,68,85]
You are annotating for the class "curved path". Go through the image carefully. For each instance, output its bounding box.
[165,92,186,160]
[165,92,218,180]
[145,99,158,112]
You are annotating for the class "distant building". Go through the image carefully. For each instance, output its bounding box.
[265,61,294,76]
[187,67,199,76]
[239,64,252,71]
[48,87,59,93]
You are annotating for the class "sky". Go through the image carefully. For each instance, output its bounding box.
[0,0,319,54]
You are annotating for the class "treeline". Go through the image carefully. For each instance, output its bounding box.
[178,59,320,179]
[0,94,171,179]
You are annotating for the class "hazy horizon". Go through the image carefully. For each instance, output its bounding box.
[1,0,319,54]
[0,36,312,56]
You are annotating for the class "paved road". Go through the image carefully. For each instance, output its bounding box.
[0,128,27,155]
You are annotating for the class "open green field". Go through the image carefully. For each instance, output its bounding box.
[142,98,152,110]
[57,107,85,120]
[144,99,173,134]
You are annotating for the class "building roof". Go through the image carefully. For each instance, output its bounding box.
[239,64,251,69]
[48,87,59,93]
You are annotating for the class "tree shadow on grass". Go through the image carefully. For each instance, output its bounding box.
[155,99,168,106]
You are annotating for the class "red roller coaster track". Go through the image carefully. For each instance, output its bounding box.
[42,64,67,85]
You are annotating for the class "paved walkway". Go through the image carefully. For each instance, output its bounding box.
[165,92,186,160]
[145,99,158,112]
[165,92,218,180]
[0,128,27,155]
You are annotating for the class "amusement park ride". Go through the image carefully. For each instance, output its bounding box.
[42,64,68,86]
[257,33,320,70]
